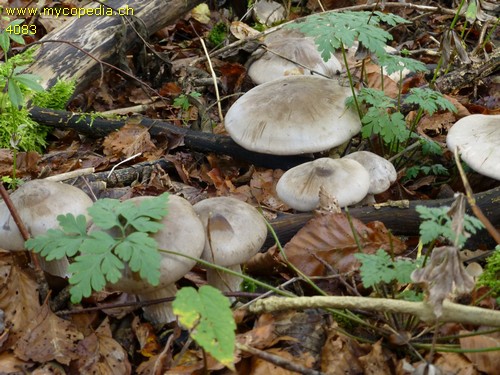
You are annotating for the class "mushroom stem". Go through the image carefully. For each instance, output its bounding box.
[138,284,179,325]
[38,257,71,278]
[206,264,244,295]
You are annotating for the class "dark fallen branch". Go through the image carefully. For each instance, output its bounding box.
[29,107,313,169]
[266,186,500,248]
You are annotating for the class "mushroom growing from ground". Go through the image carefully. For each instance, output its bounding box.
[0,179,93,277]
[446,114,500,180]
[276,158,370,211]
[343,151,397,203]
[248,37,342,85]
[224,75,361,155]
[193,197,267,294]
[106,195,206,324]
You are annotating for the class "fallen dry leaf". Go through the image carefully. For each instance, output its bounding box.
[132,316,160,358]
[0,259,40,349]
[282,211,405,276]
[13,303,83,365]
[460,330,500,374]
[358,340,396,375]
[102,123,157,159]
[0,351,34,373]
[72,317,131,374]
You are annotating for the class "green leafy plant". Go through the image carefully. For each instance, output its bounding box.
[173,91,202,111]
[25,193,170,303]
[32,79,76,110]
[415,205,484,247]
[208,22,228,46]
[404,163,449,181]
[289,11,457,155]
[355,249,419,289]
[173,286,236,370]
[477,246,500,302]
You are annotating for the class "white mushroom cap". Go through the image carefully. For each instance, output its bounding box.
[193,197,267,292]
[343,151,397,194]
[108,195,206,324]
[276,158,370,211]
[446,114,500,180]
[109,195,205,293]
[0,180,93,250]
[225,75,361,155]
[248,37,342,85]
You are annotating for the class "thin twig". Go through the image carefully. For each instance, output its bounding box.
[453,148,500,244]
[199,37,224,122]
[237,343,325,375]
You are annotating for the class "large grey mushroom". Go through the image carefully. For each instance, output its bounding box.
[0,179,93,277]
[276,158,370,211]
[446,114,500,180]
[193,197,267,294]
[224,75,360,155]
[106,195,206,324]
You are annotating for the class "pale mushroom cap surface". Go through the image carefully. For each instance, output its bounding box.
[225,75,361,155]
[248,37,342,85]
[344,151,397,194]
[0,180,93,250]
[276,158,370,211]
[446,114,500,180]
[109,195,206,294]
[193,197,268,267]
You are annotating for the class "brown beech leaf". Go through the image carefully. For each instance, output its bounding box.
[282,211,405,276]
[460,330,500,374]
[72,318,131,374]
[132,316,160,358]
[0,352,34,373]
[13,303,83,365]
[411,246,474,317]
[0,260,40,348]
[358,340,396,374]
[102,123,157,158]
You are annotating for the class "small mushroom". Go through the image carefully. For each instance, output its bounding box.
[446,114,500,180]
[0,179,93,277]
[253,0,286,27]
[193,197,267,294]
[225,75,361,155]
[248,37,341,85]
[343,151,397,203]
[276,158,370,211]
[107,195,206,324]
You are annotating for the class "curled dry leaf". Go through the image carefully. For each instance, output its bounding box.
[282,211,405,276]
[411,246,475,317]
[13,304,83,366]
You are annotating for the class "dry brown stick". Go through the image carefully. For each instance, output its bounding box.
[453,148,500,244]
[236,343,325,375]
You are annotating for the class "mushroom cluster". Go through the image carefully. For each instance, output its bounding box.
[0,179,93,277]
[276,151,397,211]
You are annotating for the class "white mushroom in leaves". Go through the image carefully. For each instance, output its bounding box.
[193,197,267,294]
[0,179,93,277]
[276,158,370,211]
